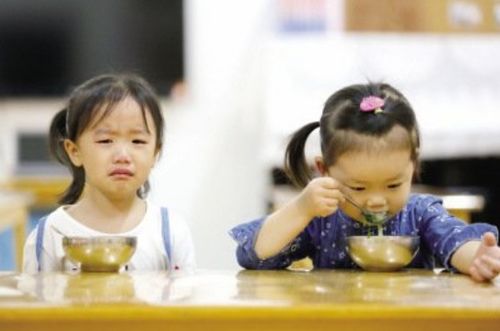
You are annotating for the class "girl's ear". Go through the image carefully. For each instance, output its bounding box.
[314,156,327,176]
[64,139,83,167]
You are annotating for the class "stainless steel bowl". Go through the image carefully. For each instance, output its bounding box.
[62,236,137,272]
[347,235,420,272]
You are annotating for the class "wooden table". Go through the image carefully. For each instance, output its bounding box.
[1,269,500,331]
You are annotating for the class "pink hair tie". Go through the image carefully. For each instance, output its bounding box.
[360,96,385,113]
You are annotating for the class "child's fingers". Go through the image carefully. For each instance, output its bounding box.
[324,199,339,210]
[469,265,485,282]
[320,188,344,201]
[307,178,340,197]
[469,235,500,282]
[482,232,498,247]
[317,177,342,190]
[321,197,340,209]
[308,188,341,205]
[480,255,500,275]
[473,258,498,280]
[313,197,341,217]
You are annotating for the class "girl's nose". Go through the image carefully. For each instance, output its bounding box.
[366,196,387,212]
[113,145,132,163]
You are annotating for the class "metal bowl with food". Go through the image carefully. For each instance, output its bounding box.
[62,236,137,272]
[346,235,420,272]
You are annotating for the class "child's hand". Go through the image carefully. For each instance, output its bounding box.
[296,177,344,219]
[469,232,500,282]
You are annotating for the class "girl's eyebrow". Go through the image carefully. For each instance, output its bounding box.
[346,172,406,184]
[93,128,114,135]
[386,167,414,182]
[345,178,365,184]
[93,127,150,135]
[374,172,405,183]
[129,127,151,135]
[341,176,368,185]
[386,173,406,182]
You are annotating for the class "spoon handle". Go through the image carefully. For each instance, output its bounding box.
[343,194,368,214]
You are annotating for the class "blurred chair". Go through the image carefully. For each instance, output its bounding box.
[0,191,31,270]
[0,176,68,270]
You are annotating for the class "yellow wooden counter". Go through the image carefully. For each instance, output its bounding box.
[1,176,69,209]
[1,269,500,331]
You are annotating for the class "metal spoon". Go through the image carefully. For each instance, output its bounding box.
[342,194,389,226]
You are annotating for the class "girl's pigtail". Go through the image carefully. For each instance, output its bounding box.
[49,108,70,165]
[48,108,85,204]
[284,121,320,188]
[59,168,86,205]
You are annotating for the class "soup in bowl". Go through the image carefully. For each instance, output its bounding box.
[347,235,420,272]
[62,236,137,272]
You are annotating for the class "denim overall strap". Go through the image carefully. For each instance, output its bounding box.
[35,216,48,272]
[161,207,172,268]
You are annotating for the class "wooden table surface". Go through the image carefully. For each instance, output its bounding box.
[1,269,500,331]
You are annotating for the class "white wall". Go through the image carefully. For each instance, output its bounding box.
[149,0,272,270]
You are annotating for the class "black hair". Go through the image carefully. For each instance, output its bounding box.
[284,83,420,188]
[49,73,164,204]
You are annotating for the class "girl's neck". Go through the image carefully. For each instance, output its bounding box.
[66,189,147,234]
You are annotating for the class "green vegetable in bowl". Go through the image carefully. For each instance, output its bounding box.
[362,212,388,225]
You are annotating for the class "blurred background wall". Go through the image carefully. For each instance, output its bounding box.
[2,0,500,270]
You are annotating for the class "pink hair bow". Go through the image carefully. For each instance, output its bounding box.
[360,96,385,113]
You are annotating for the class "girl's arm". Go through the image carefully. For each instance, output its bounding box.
[451,232,500,282]
[254,177,343,259]
[412,195,498,280]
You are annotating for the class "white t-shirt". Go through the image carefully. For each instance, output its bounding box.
[22,201,196,274]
